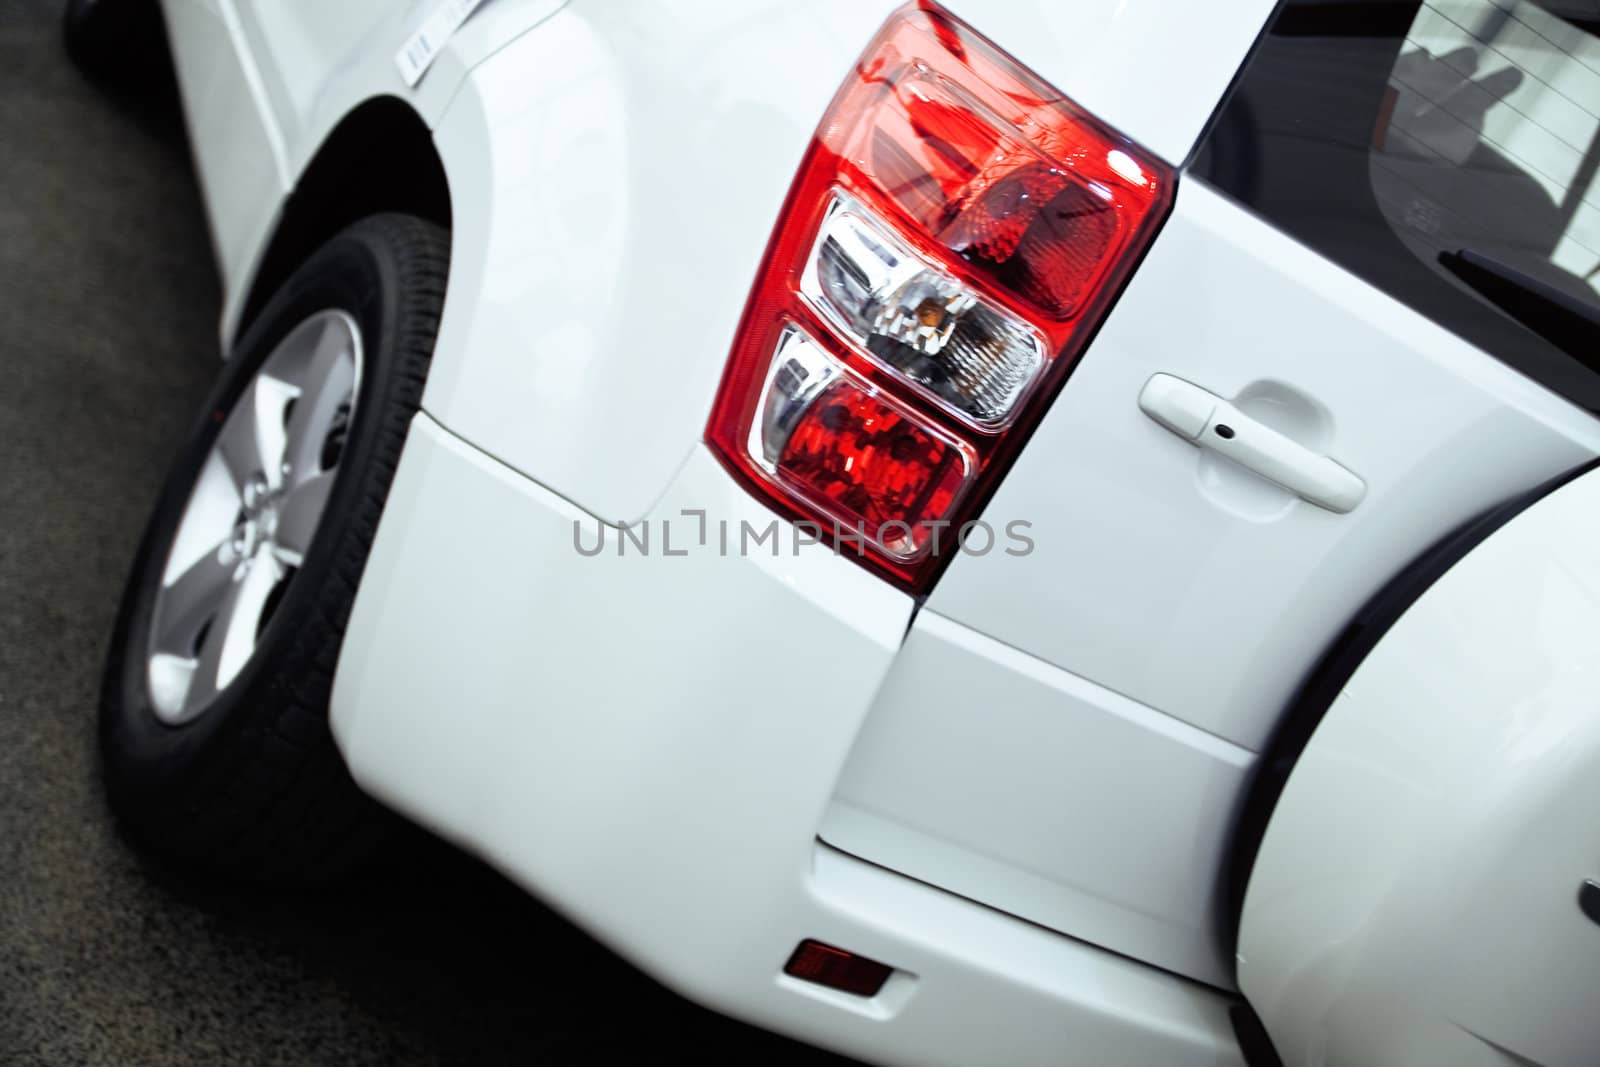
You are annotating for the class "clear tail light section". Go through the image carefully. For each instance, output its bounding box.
[803,197,1045,428]
[706,1,1173,592]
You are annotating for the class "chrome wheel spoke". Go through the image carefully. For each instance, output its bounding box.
[280,316,358,481]
[182,554,281,715]
[273,470,335,564]
[151,542,238,656]
[215,376,274,490]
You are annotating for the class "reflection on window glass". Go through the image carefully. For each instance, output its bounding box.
[1374,1,1600,305]
[1196,0,1600,412]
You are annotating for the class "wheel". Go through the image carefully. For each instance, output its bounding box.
[63,0,163,81]
[100,214,449,883]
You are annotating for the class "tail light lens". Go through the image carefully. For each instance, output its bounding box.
[706,1,1173,592]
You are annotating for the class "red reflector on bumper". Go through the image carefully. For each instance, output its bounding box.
[783,940,893,998]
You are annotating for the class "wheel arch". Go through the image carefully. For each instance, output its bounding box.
[232,96,451,349]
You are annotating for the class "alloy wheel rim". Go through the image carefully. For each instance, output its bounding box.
[145,309,363,725]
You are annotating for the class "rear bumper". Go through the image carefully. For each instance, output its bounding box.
[331,413,1242,1067]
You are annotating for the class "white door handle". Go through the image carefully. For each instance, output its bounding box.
[1138,374,1365,513]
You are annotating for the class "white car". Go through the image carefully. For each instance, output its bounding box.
[72,0,1600,1063]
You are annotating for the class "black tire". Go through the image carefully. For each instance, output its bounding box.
[100,214,449,883]
[63,0,164,81]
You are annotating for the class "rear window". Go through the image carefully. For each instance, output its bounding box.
[1196,0,1600,413]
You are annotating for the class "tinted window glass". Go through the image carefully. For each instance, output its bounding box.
[1197,0,1600,412]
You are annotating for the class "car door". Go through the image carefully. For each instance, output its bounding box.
[819,0,1600,993]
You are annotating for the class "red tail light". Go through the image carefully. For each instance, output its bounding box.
[706,1,1173,592]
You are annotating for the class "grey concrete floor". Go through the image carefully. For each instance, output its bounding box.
[0,2,855,1063]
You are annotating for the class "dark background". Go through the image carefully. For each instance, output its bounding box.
[0,2,852,1062]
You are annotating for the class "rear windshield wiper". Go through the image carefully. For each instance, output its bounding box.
[1440,248,1600,373]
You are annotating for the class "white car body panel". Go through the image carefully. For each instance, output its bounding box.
[1238,465,1600,1067]
[824,174,1600,988]
[332,416,1244,1067]
[418,0,895,523]
[820,608,1254,988]
[228,0,570,195]
[161,0,570,326]
[160,0,287,283]
[928,178,1600,751]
